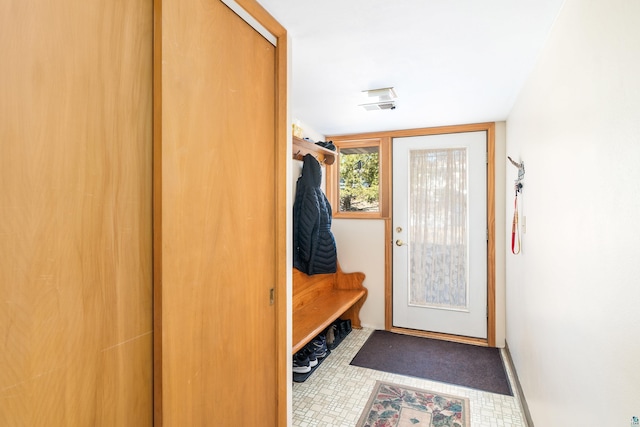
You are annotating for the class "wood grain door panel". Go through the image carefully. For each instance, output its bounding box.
[0,1,153,425]
[158,0,281,424]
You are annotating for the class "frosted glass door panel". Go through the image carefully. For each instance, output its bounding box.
[409,148,468,310]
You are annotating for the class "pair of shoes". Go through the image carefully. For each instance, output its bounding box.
[339,319,352,337]
[332,318,351,340]
[300,347,318,367]
[293,352,311,374]
[293,344,321,374]
[293,348,319,374]
[325,326,336,347]
[327,318,353,350]
[310,334,328,358]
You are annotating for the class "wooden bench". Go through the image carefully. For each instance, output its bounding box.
[292,263,367,354]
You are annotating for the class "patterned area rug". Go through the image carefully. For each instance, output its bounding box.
[356,381,470,427]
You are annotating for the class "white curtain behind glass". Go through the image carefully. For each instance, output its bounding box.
[409,148,468,309]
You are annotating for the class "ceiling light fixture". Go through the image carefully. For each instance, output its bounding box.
[360,87,398,111]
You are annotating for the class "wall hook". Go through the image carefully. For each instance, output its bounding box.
[508,156,525,194]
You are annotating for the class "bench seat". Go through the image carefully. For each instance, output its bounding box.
[292,264,367,354]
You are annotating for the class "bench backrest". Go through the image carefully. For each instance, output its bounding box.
[292,268,337,313]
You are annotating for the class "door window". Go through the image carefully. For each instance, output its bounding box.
[409,147,468,309]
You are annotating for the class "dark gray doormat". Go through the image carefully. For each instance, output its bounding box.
[350,330,513,395]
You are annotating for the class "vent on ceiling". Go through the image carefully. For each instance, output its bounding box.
[359,87,398,111]
[360,101,397,111]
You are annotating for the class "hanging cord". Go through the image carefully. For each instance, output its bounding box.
[511,194,520,254]
[508,156,525,255]
[511,183,522,255]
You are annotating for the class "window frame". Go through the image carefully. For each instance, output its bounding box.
[326,137,391,219]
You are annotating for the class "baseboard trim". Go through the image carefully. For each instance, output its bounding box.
[502,342,535,427]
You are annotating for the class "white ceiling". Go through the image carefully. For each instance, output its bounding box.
[256,0,566,137]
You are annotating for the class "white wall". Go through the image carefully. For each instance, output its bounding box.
[333,219,387,329]
[494,122,507,348]
[505,0,640,425]
[292,118,325,143]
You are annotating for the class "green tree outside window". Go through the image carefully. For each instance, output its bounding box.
[339,147,379,212]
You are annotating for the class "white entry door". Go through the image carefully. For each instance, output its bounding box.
[392,132,487,338]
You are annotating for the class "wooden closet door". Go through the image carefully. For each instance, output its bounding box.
[156,0,287,425]
[0,1,153,425]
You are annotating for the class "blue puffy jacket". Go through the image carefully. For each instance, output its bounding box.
[293,154,337,275]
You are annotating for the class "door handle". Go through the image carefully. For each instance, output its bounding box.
[395,239,406,247]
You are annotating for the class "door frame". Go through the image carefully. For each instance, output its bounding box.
[391,131,489,339]
[385,123,496,347]
[328,123,496,347]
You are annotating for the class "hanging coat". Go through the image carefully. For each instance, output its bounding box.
[293,154,337,275]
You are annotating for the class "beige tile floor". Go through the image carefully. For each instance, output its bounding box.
[292,328,528,427]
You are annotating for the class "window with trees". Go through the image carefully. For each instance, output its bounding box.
[327,137,390,219]
[339,146,379,212]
